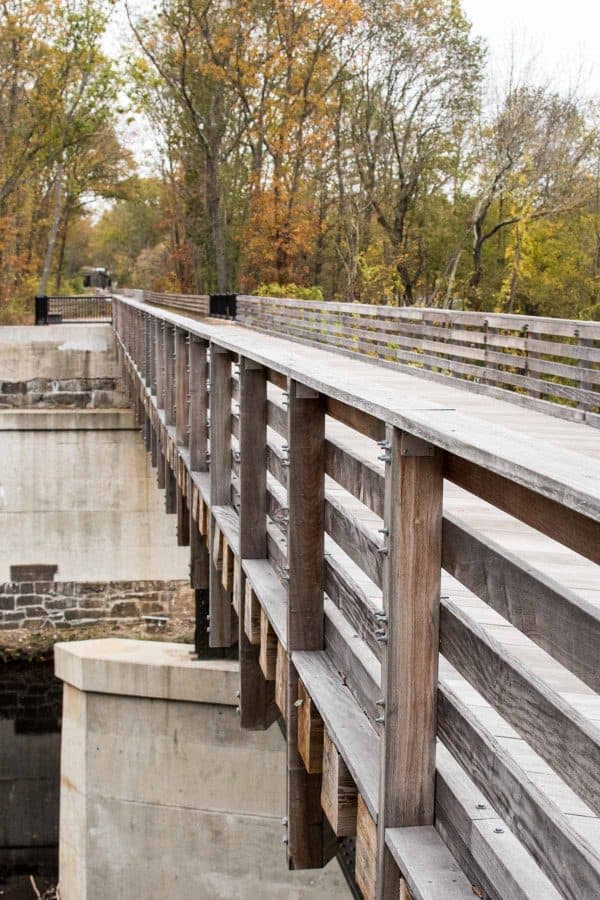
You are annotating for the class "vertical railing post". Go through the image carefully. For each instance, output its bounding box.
[175,328,190,447]
[164,325,176,427]
[376,428,443,899]
[238,357,277,729]
[208,343,236,647]
[286,378,333,869]
[156,321,166,411]
[189,338,209,472]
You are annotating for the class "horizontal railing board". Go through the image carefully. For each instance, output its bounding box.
[442,513,600,693]
[385,826,478,900]
[440,598,600,818]
[438,682,600,900]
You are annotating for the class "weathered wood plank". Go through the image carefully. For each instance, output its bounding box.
[209,344,235,647]
[437,681,600,900]
[385,826,477,900]
[175,327,189,447]
[442,512,600,691]
[259,608,277,681]
[293,650,379,820]
[356,794,378,900]
[164,324,175,427]
[445,453,600,565]
[286,378,328,869]
[297,679,324,775]
[189,337,208,471]
[440,598,600,818]
[244,579,261,645]
[377,429,444,899]
[321,730,358,837]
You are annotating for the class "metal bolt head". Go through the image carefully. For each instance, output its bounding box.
[494,827,504,834]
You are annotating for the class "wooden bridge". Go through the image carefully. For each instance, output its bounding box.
[113,292,600,900]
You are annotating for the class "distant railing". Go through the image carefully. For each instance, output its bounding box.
[120,288,210,317]
[35,294,112,324]
[237,296,600,425]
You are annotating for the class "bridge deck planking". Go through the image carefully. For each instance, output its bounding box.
[114,296,600,898]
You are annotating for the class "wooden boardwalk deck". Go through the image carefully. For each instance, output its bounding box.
[113,295,600,900]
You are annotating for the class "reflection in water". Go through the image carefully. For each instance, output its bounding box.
[0,661,61,898]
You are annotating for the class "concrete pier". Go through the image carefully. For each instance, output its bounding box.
[55,639,349,899]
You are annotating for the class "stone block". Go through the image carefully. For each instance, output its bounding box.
[78,597,106,610]
[65,608,109,621]
[16,594,39,607]
[0,596,14,611]
[109,601,139,618]
[25,606,46,618]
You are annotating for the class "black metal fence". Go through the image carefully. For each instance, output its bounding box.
[35,295,113,325]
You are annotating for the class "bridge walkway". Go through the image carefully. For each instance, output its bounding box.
[114,295,600,900]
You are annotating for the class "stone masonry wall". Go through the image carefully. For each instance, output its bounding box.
[0,377,128,409]
[0,580,192,630]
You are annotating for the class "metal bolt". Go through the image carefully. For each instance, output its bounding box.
[476,803,486,810]
[236,706,240,714]
[282,836,288,845]
[378,527,389,536]
[376,698,385,707]
[235,690,240,698]
[494,828,504,834]
[375,611,388,622]
[281,817,288,827]
[377,440,390,449]
[375,634,388,643]
[375,715,385,724]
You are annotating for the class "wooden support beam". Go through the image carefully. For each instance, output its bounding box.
[321,730,358,837]
[244,581,261,645]
[259,609,277,681]
[221,540,235,591]
[189,338,208,471]
[165,460,177,514]
[286,378,332,870]
[356,794,377,900]
[376,428,443,899]
[175,328,189,447]
[177,483,190,546]
[157,443,166,489]
[208,344,236,648]
[297,681,324,775]
[190,515,209,590]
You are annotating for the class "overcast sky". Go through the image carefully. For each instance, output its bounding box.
[462,0,600,93]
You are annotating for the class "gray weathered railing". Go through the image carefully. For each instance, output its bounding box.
[113,293,600,900]
[121,287,210,317]
[237,296,600,426]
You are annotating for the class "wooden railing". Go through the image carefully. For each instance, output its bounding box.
[112,293,600,900]
[120,287,210,317]
[237,296,600,426]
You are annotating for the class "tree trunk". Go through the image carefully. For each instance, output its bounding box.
[205,153,228,293]
[38,164,64,297]
[54,206,70,293]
